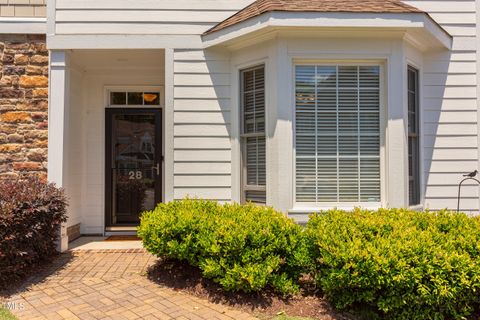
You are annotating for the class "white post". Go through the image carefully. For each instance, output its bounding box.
[386,40,409,208]
[48,50,69,252]
[164,48,174,202]
[268,39,293,213]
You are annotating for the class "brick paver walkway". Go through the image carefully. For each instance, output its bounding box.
[5,249,257,320]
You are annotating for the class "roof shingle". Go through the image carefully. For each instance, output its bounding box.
[205,0,424,34]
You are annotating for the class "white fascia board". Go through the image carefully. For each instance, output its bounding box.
[202,12,452,50]
[47,34,203,49]
[0,17,46,34]
[202,12,274,47]
[422,15,452,49]
[269,12,426,28]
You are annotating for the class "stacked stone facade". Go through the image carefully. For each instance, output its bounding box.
[0,34,48,179]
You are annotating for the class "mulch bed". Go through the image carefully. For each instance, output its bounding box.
[147,259,354,320]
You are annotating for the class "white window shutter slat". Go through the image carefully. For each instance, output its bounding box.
[295,65,381,204]
[241,66,266,204]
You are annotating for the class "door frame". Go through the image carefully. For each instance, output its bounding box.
[105,107,163,228]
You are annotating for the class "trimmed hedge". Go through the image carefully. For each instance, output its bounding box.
[139,200,480,319]
[306,208,480,320]
[138,199,307,294]
[0,177,67,286]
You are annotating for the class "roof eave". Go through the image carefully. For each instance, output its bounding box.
[202,12,452,51]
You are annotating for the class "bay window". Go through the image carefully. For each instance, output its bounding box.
[295,65,381,204]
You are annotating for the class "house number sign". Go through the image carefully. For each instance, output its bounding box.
[128,171,143,180]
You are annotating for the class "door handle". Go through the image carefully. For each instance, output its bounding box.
[152,163,160,176]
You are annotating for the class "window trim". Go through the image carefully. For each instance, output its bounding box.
[407,65,421,206]
[105,86,165,109]
[292,60,387,208]
[240,64,267,204]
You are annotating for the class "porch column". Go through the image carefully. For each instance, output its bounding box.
[47,50,70,252]
[164,48,174,202]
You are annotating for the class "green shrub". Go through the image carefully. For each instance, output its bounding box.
[306,208,480,319]
[138,199,307,295]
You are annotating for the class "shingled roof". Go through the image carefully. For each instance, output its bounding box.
[205,0,424,34]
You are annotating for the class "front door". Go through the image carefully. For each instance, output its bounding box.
[106,108,162,227]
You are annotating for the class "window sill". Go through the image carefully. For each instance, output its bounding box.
[289,203,382,214]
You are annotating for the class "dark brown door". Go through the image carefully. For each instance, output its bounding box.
[105,108,162,227]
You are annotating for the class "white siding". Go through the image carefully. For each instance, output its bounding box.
[53,0,480,214]
[64,68,84,229]
[54,0,254,36]
[173,49,232,201]
[404,0,479,213]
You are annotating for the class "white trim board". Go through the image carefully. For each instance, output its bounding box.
[47,34,202,49]
[0,18,46,34]
[202,12,452,51]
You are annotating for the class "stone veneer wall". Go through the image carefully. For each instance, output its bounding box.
[0,34,48,180]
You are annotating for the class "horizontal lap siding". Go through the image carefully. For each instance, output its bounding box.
[173,49,233,201]
[54,0,254,35]
[53,0,256,202]
[405,0,478,212]
[55,0,478,210]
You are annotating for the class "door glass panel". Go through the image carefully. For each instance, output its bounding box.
[112,113,158,225]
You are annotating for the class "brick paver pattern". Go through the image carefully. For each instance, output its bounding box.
[6,249,257,320]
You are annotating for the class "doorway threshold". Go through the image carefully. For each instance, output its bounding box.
[106,226,137,231]
[105,226,137,236]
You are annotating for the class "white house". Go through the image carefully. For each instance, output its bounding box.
[1,0,479,251]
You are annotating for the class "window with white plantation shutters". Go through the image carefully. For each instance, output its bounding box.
[295,65,381,203]
[408,66,420,206]
[241,66,266,204]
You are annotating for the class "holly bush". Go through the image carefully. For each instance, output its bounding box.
[138,199,308,295]
[139,200,480,319]
[305,208,480,319]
